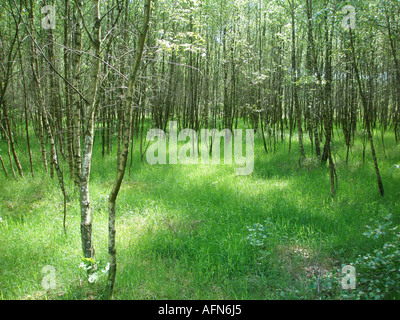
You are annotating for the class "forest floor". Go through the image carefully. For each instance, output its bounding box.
[1,126,400,300]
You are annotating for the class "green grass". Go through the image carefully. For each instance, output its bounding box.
[0,124,399,300]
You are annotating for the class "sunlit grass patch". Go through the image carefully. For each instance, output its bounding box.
[1,127,399,300]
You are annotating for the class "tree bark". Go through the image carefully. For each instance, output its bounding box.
[290,0,305,159]
[349,28,384,197]
[79,0,102,260]
[105,0,152,299]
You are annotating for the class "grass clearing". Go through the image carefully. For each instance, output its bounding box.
[0,127,399,300]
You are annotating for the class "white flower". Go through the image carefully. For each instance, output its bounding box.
[102,263,110,274]
[78,262,86,269]
[88,273,98,283]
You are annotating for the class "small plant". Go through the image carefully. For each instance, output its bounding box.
[309,214,400,300]
[389,164,400,178]
[320,214,400,300]
[246,219,276,248]
[348,214,400,300]
[79,258,110,284]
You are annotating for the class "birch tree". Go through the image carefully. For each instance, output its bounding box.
[105,0,152,299]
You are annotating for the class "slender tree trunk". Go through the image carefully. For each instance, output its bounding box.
[349,28,384,196]
[79,0,102,260]
[385,8,400,145]
[290,0,305,159]
[105,0,152,299]
[28,10,68,232]
[1,101,23,177]
[321,8,334,165]
[18,46,34,177]
[73,0,83,188]
[3,126,17,180]
[305,0,321,158]
[41,95,68,234]
[0,153,7,178]
[64,0,74,180]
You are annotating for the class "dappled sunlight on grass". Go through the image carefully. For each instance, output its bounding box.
[1,129,400,300]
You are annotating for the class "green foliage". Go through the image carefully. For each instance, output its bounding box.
[344,215,400,300]
[246,218,278,249]
[1,124,399,300]
[79,258,110,284]
[309,214,400,300]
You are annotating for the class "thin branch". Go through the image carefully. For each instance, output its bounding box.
[11,0,90,106]
[74,0,95,46]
